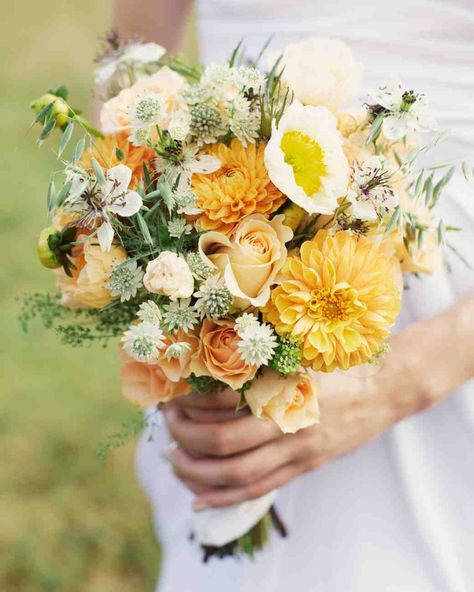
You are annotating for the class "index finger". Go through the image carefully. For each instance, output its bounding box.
[169,387,241,411]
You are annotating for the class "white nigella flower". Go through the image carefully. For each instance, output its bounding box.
[237,323,278,367]
[129,93,166,129]
[235,313,261,337]
[108,259,144,302]
[173,188,201,215]
[168,217,192,238]
[129,127,150,147]
[137,300,162,325]
[95,42,166,84]
[347,156,398,220]
[167,109,191,142]
[230,97,260,146]
[122,321,165,363]
[367,78,438,140]
[164,342,192,361]
[65,164,142,252]
[155,144,220,190]
[163,298,199,333]
[194,275,233,319]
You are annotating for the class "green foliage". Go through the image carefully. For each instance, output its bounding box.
[269,336,302,376]
[186,373,227,394]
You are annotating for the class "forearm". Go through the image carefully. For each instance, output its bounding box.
[383,293,474,421]
[114,0,193,52]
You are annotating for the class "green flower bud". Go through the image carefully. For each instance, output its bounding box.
[30,93,69,127]
[269,336,302,376]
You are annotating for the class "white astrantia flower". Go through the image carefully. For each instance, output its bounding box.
[95,42,166,84]
[182,84,212,105]
[167,109,191,142]
[168,217,192,238]
[232,66,266,93]
[108,259,144,302]
[128,93,166,129]
[347,156,398,220]
[190,103,228,145]
[137,300,162,325]
[229,97,260,146]
[162,298,200,333]
[264,101,349,215]
[173,188,201,215]
[194,275,233,319]
[155,144,220,190]
[237,323,278,367]
[164,342,192,361]
[65,164,142,252]
[200,63,237,102]
[122,321,165,363]
[235,313,261,337]
[367,78,438,140]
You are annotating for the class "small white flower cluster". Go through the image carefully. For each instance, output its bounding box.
[235,313,278,367]
[183,63,264,146]
[122,321,165,363]
[108,259,144,302]
[163,298,199,333]
[194,275,233,319]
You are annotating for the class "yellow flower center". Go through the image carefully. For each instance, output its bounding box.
[280,131,327,196]
[308,287,365,323]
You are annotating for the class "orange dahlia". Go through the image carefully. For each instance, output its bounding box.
[263,230,401,372]
[191,139,286,234]
[80,132,155,187]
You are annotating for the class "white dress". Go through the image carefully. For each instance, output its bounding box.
[136,1,474,590]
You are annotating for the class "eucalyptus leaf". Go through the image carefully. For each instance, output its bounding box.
[366,114,384,145]
[33,101,54,125]
[91,158,106,186]
[47,179,56,212]
[38,117,56,143]
[136,213,154,246]
[158,176,174,213]
[72,137,86,165]
[55,179,73,209]
[385,205,401,233]
[58,121,74,158]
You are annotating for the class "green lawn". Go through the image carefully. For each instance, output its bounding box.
[0,2,176,590]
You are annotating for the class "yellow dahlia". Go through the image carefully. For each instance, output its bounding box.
[80,132,155,187]
[263,230,401,372]
[191,139,286,234]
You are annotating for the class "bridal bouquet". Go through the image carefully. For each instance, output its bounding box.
[25,34,461,560]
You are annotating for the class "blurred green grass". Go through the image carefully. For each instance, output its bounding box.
[0,1,192,590]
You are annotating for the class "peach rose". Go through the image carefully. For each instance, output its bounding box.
[120,349,190,407]
[245,369,319,434]
[160,329,200,382]
[143,251,194,300]
[199,214,293,308]
[100,67,187,134]
[56,237,127,309]
[189,319,257,390]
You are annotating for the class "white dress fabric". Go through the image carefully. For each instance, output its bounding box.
[136,1,474,590]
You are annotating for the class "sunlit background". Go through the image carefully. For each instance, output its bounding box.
[0,2,195,590]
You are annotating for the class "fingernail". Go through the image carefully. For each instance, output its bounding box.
[193,500,210,511]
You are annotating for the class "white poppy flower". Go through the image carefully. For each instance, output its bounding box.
[264,101,349,215]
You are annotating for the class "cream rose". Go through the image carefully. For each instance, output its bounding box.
[199,214,293,308]
[245,369,319,434]
[279,37,363,111]
[144,251,194,300]
[100,66,187,134]
[189,319,257,390]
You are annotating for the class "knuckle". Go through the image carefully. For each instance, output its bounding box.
[209,426,231,456]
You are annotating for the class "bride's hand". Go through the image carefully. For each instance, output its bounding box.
[162,368,397,509]
[163,294,474,509]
